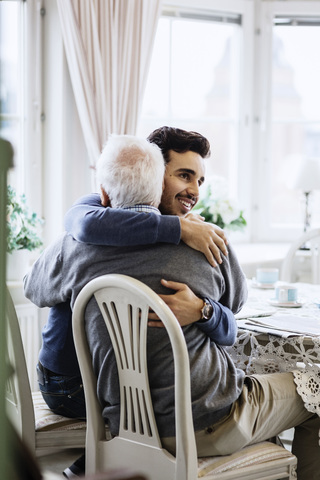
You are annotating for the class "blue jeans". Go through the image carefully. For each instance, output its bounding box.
[37,363,86,419]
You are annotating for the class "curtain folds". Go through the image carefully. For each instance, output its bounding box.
[56,0,162,182]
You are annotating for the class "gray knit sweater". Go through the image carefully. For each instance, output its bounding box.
[24,234,247,437]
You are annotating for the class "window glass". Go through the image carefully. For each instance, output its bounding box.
[0,0,23,191]
[270,23,320,228]
[137,12,241,197]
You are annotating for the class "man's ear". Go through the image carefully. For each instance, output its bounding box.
[100,188,111,207]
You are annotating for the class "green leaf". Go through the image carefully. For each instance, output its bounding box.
[6,185,44,253]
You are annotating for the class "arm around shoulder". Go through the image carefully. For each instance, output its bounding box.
[180,215,228,267]
[64,193,181,246]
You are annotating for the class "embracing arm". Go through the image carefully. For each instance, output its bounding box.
[180,214,228,266]
[196,297,237,346]
[148,279,237,346]
[65,194,228,266]
[64,193,181,246]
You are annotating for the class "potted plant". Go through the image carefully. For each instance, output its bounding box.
[6,185,43,280]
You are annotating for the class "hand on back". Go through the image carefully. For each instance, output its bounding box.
[180,213,228,267]
[148,279,204,328]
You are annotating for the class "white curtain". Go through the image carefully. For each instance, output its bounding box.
[56,0,162,184]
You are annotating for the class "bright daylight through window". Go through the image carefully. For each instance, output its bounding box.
[0,1,23,192]
[137,10,242,199]
[2,1,320,242]
[270,19,320,229]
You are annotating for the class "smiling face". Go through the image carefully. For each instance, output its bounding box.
[159,150,206,217]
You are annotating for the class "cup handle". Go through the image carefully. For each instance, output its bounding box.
[279,288,287,303]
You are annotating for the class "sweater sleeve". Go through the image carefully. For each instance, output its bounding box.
[217,244,248,314]
[23,235,68,308]
[64,193,181,246]
[196,298,237,346]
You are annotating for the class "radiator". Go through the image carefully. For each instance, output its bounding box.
[15,303,44,391]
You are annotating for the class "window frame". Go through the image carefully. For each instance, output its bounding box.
[24,0,44,216]
[8,0,320,244]
[254,1,320,242]
[0,0,44,216]
[0,0,24,190]
[141,0,255,242]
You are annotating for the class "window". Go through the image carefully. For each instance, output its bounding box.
[139,0,320,242]
[137,3,247,201]
[0,0,43,214]
[256,2,320,241]
[5,0,320,244]
[0,0,24,191]
[270,19,320,227]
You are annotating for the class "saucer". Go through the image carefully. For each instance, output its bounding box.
[268,299,304,308]
[252,279,276,289]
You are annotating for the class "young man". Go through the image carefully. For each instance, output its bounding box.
[65,127,228,268]
[25,131,320,479]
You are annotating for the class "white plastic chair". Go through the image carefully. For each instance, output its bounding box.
[5,288,86,456]
[73,274,297,480]
[281,228,320,284]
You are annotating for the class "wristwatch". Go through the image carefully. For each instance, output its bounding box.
[200,298,213,321]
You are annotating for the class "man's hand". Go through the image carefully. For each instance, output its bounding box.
[148,279,204,328]
[180,214,228,267]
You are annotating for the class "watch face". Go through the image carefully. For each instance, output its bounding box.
[202,302,213,320]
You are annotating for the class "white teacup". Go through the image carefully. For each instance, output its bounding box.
[256,268,279,285]
[275,284,298,303]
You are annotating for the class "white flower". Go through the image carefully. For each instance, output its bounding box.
[195,175,246,231]
[201,175,228,201]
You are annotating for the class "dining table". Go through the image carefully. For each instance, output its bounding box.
[226,279,320,417]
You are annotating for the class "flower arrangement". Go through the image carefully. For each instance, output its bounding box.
[194,176,247,231]
[7,185,43,253]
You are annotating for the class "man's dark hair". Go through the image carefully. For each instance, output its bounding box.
[147,126,211,164]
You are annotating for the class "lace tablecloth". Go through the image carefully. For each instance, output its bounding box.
[226,281,320,416]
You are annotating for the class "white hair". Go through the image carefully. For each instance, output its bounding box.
[96,134,165,208]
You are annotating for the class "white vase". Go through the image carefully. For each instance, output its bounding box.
[6,250,32,282]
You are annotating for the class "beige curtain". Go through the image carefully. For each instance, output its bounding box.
[56,0,162,182]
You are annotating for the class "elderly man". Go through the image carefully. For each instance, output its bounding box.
[25,132,245,477]
[25,130,320,479]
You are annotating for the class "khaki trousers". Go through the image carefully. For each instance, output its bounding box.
[162,372,320,480]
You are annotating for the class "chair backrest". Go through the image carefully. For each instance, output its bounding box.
[72,274,198,480]
[5,288,36,452]
[281,228,320,284]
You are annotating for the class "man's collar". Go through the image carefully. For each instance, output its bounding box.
[123,205,161,215]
